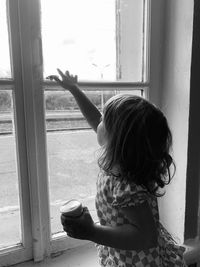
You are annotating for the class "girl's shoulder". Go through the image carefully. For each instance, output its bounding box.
[110,175,153,208]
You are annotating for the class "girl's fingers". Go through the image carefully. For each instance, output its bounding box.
[67,231,76,238]
[65,70,70,77]
[57,68,65,79]
[63,227,74,236]
[46,75,64,87]
[63,224,73,232]
[83,206,89,213]
[60,215,78,230]
[54,76,62,83]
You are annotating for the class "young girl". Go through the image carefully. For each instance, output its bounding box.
[47,69,186,266]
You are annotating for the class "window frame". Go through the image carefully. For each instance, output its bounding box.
[0,0,50,264]
[0,0,33,265]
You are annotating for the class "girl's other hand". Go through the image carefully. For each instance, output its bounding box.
[60,207,95,240]
[46,69,78,91]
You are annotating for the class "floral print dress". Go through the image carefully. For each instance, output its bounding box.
[95,172,186,267]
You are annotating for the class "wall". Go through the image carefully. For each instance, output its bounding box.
[184,0,200,240]
[150,0,194,243]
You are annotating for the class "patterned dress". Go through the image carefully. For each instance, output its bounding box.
[95,172,186,267]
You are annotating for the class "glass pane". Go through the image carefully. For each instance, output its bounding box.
[41,0,147,83]
[45,90,116,132]
[47,129,99,235]
[118,0,145,82]
[0,0,12,78]
[41,0,116,81]
[44,89,143,235]
[0,90,21,248]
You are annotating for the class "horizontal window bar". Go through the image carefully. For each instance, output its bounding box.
[0,80,13,90]
[0,81,149,95]
[43,81,149,91]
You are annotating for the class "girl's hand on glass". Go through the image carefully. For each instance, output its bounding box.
[46,68,78,91]
[60,207,95,240]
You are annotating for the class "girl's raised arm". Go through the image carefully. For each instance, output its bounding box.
[46,69,102,132]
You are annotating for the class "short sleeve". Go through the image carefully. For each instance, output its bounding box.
[112,179,148,208]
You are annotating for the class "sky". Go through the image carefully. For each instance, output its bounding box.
[0,0,11,78]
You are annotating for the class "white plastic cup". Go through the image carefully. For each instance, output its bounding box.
[60,199,83,217]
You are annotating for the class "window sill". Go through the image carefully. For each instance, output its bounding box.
[184,238,200,266]
[12,238,200,267]
[13,243,98,267]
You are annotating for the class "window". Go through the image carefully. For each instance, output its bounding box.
[0,0,150,265]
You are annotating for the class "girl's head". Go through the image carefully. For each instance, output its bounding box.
[97,94,175,196]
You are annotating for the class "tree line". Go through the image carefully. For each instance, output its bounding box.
[0,91,115,111]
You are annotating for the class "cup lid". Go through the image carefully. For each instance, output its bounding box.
[60,199,82,214]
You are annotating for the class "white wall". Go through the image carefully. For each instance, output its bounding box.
[151,1,194,243]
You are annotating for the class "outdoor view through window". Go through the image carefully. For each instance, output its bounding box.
[42,0,116,81]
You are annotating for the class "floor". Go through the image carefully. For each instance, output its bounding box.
[13,243,99,267]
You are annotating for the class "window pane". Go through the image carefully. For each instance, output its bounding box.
[45,91,100,235]
[0,90,21,248]
[46,129,99,235]
[0,0,12,79]
[41,0,147,82]
[118,0,145,82]
[41,0,116,81]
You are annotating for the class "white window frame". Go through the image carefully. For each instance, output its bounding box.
[0,0,173,266]
[0,1,33,265]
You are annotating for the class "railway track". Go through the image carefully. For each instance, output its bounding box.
[0,114,91,135]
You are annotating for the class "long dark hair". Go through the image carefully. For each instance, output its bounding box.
[98,94,175,196]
